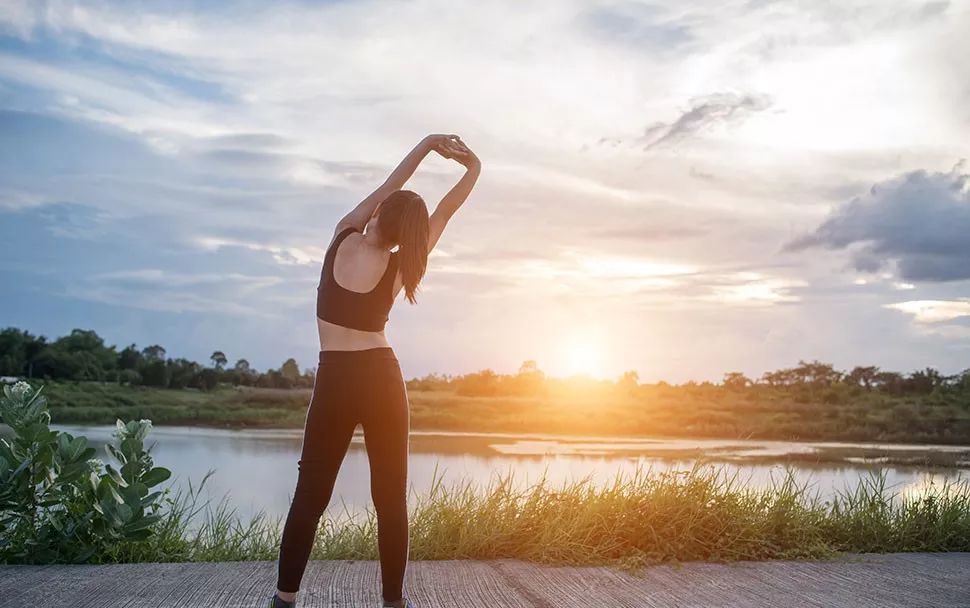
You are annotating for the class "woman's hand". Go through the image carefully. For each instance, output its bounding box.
[447,137,480,170]
[424,134,460,155]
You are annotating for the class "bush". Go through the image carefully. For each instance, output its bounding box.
[0,381,171,563]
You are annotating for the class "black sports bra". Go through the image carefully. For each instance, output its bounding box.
[316,227,399,332]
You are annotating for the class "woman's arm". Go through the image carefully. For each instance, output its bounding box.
[428,139,481,253]
[335,134,459,233]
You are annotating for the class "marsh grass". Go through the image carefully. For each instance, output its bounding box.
[98,462,970,569]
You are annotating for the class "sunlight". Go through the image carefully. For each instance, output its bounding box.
[562,335,605,378]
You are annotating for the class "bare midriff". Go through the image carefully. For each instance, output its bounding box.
[316,317,392,351]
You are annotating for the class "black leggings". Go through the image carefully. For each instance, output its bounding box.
[276,347,410,602]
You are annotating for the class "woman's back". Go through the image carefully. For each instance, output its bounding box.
[316,227,403,351]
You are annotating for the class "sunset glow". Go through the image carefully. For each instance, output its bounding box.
[0,1,967,382]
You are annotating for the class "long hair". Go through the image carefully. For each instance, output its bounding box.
[377,189,429,304]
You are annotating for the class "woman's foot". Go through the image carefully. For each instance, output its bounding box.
[269,593,296,608]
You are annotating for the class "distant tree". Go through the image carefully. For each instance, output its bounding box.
[621,370,639,383]
[23,333,46,379]
[233,358,251,374]
[118,343,144,371]
[793,360,842,387]
[0,328,50,378]
[722,372,751,390]
[169,358,202,389]
[42,329,117,380]
[906,368,944,394]
[519,360,539,374]
[141,359,170,387]
[210,351,228,370]
[873,371,905,395]
[32,348,83,380]
[142,345,166,363]
[456,369,499,396]
[761,369,796,387]
[613,370,639,394]
[846,366,880,390]
[281,358,301,383]
[196,368,219,391]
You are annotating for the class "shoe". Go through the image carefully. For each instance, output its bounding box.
[269,594,295,608]
[381,599,415,608]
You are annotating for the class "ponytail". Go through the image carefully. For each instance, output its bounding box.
[377,190,430,304]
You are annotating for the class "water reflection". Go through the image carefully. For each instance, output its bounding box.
[53,425,970,523]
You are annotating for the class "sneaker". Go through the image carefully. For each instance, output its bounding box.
[268,594,295,608]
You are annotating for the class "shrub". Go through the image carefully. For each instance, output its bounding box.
[0,381,171,563]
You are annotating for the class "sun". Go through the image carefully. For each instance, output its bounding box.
[562,337,605,378]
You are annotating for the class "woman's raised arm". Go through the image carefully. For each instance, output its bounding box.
[335,134,459,233]
[428,138,481,253]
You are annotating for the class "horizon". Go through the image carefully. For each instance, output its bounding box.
[1,1,969,383]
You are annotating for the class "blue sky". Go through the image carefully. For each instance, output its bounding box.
[1,0,968,381]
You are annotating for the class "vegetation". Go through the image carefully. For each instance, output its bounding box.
[92,463,970,568]
[0,327,314,390]
[3,326,970,443]
[0,382,171,562]
[3,382,970,567]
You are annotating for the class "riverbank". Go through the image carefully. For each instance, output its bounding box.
[11,460,965,567]
[38,380,970,445]
[2,554,967,607]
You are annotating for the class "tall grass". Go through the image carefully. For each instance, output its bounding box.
[98,463,970,568]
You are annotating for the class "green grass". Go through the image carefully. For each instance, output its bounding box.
[41,380,970,445]
[96,464,970,569]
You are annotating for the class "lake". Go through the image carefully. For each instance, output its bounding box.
[53,425,970,523]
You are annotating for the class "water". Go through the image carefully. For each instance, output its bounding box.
[53,425,970,523]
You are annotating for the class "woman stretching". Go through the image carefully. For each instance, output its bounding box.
[269,134,481,608]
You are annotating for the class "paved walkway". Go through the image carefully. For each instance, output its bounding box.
[1,553,968,607]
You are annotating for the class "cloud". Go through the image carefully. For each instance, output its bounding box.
[2,0,970,380]
[599,92,771,150]
[885,299,970,323]
[786,165,970,281]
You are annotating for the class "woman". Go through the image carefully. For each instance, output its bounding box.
[269,133,481,608]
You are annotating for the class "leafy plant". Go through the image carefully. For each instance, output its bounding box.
[0,381,171,562]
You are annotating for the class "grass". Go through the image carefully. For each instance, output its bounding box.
[95,463,970,570]
[40,380,970,445]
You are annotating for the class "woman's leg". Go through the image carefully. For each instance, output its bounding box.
[276,371,359,597]
[361,363,411,604]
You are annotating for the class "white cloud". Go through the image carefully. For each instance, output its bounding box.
[886,299,970,323]
[2,0,969,378]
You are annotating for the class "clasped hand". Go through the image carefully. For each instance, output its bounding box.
[425,134,479,168]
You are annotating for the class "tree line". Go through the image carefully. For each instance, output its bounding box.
[411,359,970,400]
[2,326,968,399]
[0,327,314,390]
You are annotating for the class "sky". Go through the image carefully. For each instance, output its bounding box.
[0,0,968,382]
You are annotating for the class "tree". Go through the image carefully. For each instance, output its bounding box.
[142,345,166,363]
[280,358,301,383]
[846,366,880,390]
[615,370,639,394]
[0,328,48,377]
[722,372,751,390]
[118,344,144,371]
[233,359,251,374]
[168,358,202,389]
[793,360,842,387]
[210,351,228,370]
[455,369,499,396]
[873,371,904,395]
[906,368,943,394]
[141,359,170,388]
[519,360,539,374]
